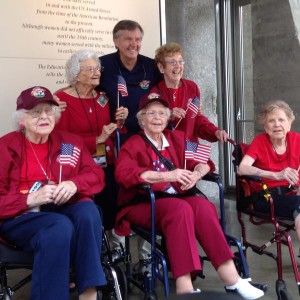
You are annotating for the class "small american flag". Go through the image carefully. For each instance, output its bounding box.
[117,75,128,97]
[187,96,200,118]
[59,143,80,167]
[185,141,211,164]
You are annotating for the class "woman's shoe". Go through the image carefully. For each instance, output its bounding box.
[225,278,264,300]
[189,288,201,293]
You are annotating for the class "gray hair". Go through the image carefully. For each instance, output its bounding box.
[65,50,100,86]
[257,100,295,125]
[136,103,171,129]
[12,107,61,130]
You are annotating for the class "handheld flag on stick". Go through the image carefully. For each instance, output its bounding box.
[58,143,81,182]
[117,75,128,108]
[188,96,200,118]
[185,141,211,164]
[175,96,201,128]
[117,75,128,97]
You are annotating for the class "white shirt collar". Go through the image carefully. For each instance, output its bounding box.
[144,132,169,150]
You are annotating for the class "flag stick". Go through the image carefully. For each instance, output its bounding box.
[174,117,182,129]
[174,107,189,129]
[59,165,62,183]
[117,92,119,109]
[184,159,186,170]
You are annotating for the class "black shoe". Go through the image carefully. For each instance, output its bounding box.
[110,245,125,264]
[133,259,152,279]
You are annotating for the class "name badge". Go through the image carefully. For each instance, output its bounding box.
[93,144,107,168]
[97,94,109,107]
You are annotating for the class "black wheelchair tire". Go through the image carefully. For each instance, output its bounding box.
[276,280,293,300]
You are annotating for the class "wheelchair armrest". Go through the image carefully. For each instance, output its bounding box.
[137,183,151,191]
[202,172,221,183]
[239,175,262,183]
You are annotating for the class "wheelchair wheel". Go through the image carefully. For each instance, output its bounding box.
[144,290,158,300]
[276,280,293,300]
[114,265,127,300]
[102,263,127,300]
[0,288,12,300]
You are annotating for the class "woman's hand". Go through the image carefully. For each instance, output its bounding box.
[26,184,56,207]
[53,95,67,112]
[96,123,118,144]
[215,129,229,144]
[180,171,200,191]
[164,168,198,190]
[171,107,186,121]
[115,106,128,128]
[275,167,299,186]
[52,181,77,205]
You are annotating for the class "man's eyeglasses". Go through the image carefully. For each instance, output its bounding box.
[165,60,185,67]
[80,66,104,74]
[143,110,167,118]
[26,106,57,118]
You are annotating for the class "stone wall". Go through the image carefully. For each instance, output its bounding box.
[165,0,219,198]
[252,0,300,132]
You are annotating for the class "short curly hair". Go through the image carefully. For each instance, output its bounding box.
[155,43,184,67]
[257,100,295,125]
[65,50,100,86]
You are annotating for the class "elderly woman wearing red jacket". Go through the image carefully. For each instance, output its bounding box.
[0,86,106,300]
[151,42,228,143]
[114,93,264,299]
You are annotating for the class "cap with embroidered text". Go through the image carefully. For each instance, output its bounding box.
[139,93,169,110]
[16,86,59,110]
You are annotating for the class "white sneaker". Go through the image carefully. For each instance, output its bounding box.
[226,278,264,300]
[190,288,201,293]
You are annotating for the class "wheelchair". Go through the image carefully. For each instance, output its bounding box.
[230,140,300,300]
[114,130,266,299]
[0,224,127,300]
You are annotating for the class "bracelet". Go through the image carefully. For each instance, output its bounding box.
[194,170,203,179]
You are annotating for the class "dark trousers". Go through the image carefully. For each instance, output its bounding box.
[0,201,106,300]
[252,186,300,218]
[95,164,119,230]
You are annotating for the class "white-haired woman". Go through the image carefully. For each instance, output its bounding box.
[55,49,128,231]
[239,100,300,242]
[0,86,106,300]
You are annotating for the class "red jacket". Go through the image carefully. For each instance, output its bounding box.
[151,79,219,142]
[0,130,105,220]
[115,129,216,207]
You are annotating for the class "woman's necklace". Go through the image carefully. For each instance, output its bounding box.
[75,87,100,136]
[75,87,96,113]
[271,139,288,164]
[28,139,53,184]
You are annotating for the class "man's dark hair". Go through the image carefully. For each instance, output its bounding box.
[113,20,144,39]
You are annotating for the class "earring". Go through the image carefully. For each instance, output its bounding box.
[160,70,164,74]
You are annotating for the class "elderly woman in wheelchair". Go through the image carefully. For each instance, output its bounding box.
[114,93,264,299]
[0,86,106,300]
[238,100,300,243]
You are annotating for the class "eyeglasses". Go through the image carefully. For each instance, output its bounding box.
[165,60,185,67]
[143,110,167,118]
[26,106,57,118]
[80,66,104,74]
